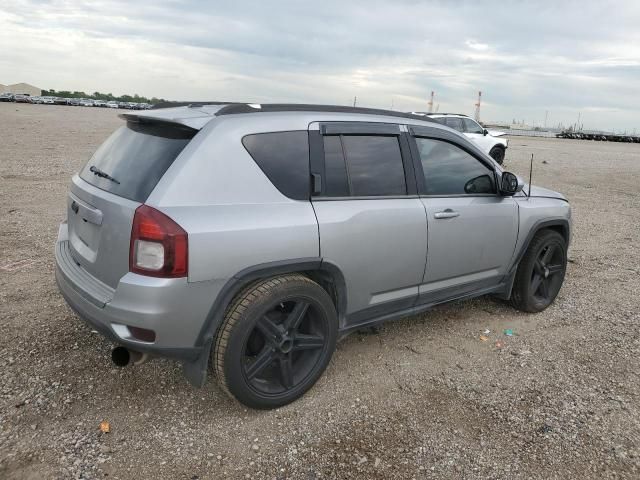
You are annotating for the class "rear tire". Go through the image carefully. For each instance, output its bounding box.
[511,230,567,312]
[213,275,338,409]
[489,146,505,164]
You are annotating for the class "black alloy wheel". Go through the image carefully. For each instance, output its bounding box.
[511,230,567,312]
[489,146,506,164]
[242,298,328,395]
[530,243,565,303]
[214,275,337,409]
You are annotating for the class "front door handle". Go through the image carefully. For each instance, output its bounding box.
[434,209,460,219]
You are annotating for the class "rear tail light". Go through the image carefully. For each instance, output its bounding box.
[130,205,188,278]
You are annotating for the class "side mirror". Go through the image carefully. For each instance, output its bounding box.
[464,174,494,194]
[500,172,524,195]
[483,128,489,136]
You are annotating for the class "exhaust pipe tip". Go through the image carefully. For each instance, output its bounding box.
[111,346,130,367]
[111,347,150,367]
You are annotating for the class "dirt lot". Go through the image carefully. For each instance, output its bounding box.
[0,103,639,479]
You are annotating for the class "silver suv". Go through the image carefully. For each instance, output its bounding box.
[55,103,571,409]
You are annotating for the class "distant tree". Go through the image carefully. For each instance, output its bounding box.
[44,88,159,104]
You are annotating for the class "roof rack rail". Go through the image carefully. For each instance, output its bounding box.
[214,103,436,122]
[421,112,470,117]
[151,101,241,110]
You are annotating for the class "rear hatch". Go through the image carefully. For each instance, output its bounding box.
[67,119,197,289]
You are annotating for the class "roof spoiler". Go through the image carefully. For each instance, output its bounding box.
[118,113,200,132]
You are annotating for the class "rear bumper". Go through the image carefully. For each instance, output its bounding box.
[55,264,201,362]
[54,222,223,364]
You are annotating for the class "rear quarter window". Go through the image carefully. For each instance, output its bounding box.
[242,131,310,200]
[80,121,195,203]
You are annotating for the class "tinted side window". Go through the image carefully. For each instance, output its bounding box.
[341,135,406,196]
[415,138,495,195]
[463,118,484,134]
[322,136,350,196]
[444,117,464,132]
[242,131,309,200]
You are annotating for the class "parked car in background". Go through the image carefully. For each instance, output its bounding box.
[30,96,43,104]
[14,94,31,103]
[67,98,81,106]
[94,100,107,108]
[79,99,95,107]
[54,97,69,105]
[412,113,509,164]
[55,103,571,409]
[0,93,15,102]
[106,101,119,109]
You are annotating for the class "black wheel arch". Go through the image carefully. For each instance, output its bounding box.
[489,144,506,162]
[496,218,570,301]
[183,258,347,387]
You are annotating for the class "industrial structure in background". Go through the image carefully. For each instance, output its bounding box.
[1,82,42,97]
[424,89,639,143]
[424,90,478,119]
[474,91,482,122]
[427,91,434,113]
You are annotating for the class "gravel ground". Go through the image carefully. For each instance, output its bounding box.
[1,103,639,479]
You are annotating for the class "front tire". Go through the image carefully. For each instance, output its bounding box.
[511,230,567,312]
[213,275,338,409]
[489,146,505,164]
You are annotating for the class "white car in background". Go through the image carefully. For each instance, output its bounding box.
[79,99,95,107]
[106,101,119,109]
[412,113,509,164]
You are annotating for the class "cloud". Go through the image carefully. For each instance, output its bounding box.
[1,0,639,130]
[465,40,489,52]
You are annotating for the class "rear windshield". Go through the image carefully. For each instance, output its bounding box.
[80,121,195,202]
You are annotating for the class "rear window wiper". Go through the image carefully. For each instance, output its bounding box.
[89,165,120,184]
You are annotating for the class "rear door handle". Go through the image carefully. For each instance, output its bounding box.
[434,209,460,219]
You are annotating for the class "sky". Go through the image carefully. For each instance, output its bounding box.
[1,1,639,131]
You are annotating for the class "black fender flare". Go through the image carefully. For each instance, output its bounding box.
[182,258,348,387]
[496,218,571,300]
